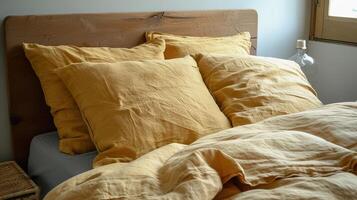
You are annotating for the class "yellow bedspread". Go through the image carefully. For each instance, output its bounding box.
[45,102,357,200]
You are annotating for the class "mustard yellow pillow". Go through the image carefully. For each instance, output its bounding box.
[55,56,231,167]
[23,39,165,154]
[197,54,323,126]
[146,31,251,59]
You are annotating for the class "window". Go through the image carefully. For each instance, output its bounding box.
[311,0,357,44]
[329,0,357,18]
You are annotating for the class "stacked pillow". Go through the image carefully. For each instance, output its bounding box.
[23,39,166,154]
[24,31,322,167]
[196,54,322,126]
[55,56,231,166]
[146,31,251,59]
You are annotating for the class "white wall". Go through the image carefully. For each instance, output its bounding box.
[0,0,311,161]
[307,41,357,104]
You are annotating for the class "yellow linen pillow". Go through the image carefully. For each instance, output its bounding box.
[146,31,251,59]
[197,54,323,126]
[55,56,231,167]
[23,39,165,154]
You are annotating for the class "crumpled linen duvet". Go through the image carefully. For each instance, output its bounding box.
[45,102,357,200]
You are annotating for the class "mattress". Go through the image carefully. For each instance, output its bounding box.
[28,132,97,196]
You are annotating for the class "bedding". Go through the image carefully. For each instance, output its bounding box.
[145,31,251,59]
[55,56,231,167]
[197,54,323,126]
[45,102,357,200]
[28,132,97,196]
[23,39,165,155]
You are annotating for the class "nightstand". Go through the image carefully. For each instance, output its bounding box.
[0,161,39,199]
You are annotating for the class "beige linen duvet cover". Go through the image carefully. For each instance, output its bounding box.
[45,102,357,200]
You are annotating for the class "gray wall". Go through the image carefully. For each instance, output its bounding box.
[0,0,311,161]
[307,41,357,104]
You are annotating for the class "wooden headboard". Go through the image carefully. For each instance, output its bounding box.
[4,10,258,169]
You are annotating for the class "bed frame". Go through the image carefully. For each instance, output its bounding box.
[4,10,258,169]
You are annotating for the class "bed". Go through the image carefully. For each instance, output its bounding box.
[28,132,96,195]
[4,10,357,200]
[4,10,258,196]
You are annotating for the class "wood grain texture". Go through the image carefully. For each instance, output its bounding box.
[312,0,357,44]
[4,10,258,169]
[0,161,39,199]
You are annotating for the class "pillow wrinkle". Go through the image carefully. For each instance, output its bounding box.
[23,39,166,154]
[197,54,322,127]
[55,56,231,166]
[146,31,251,59]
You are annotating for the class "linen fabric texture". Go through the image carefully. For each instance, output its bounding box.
[23,39,166,154]
[197,54,323,126]
[146,31,251,59]
[45,102,357,200]
[55,56,231,167]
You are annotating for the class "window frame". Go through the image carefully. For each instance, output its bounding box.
[310,0,357,45]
